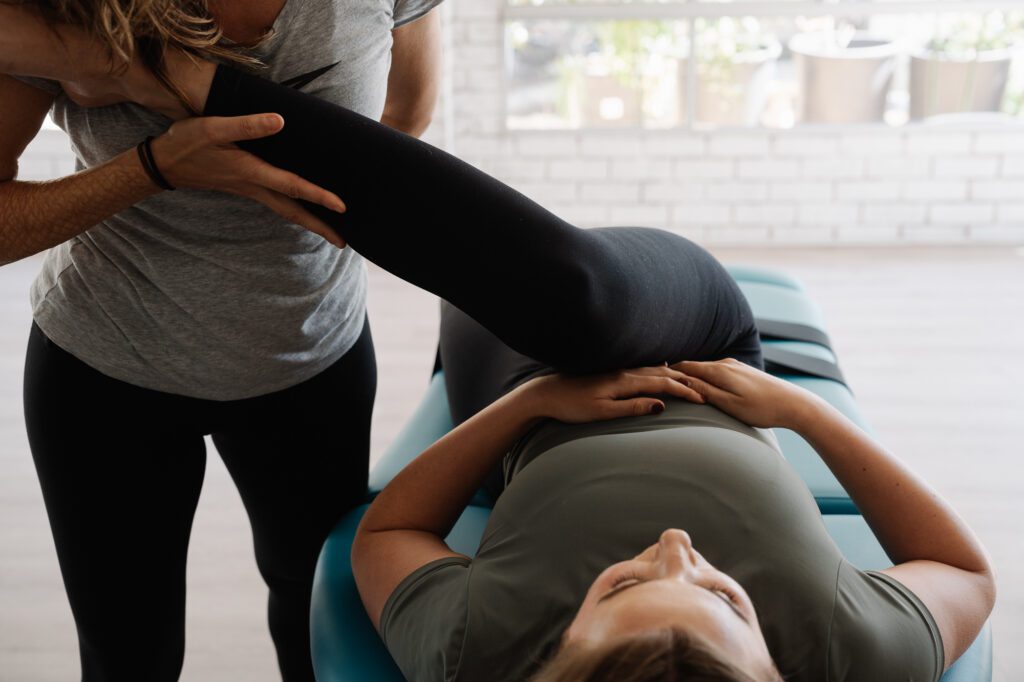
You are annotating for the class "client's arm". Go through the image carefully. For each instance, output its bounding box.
[352,366,703,630]
[675,358,995,670]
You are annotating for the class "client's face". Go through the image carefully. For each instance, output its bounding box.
[564,528,773,676]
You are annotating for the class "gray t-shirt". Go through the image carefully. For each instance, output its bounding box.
[15,0,442,399]
[381,401,943,681]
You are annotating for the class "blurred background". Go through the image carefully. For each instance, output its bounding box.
[2,0,1023,680]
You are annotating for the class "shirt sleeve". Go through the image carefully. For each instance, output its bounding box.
[828,561,944,681]
[392,0,444,28]
[9,75,63,96]
[380,556,471,682]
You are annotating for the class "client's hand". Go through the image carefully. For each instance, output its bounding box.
[521,365,705,425]
[669,358,817,429]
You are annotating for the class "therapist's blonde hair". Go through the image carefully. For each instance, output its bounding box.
[22,0,266,112]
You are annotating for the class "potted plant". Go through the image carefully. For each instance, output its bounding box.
[507,20,578,129]
[910,11,1023,120]
[788,23,901,124]
[675,17,782,127]
[567,51,644,128]
[561,20,675,128]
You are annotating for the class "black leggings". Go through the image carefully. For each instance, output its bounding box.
[23,316,375,682]
[205,65,761,388]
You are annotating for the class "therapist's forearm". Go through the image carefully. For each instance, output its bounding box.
[791,396,991,575]
[0,151,161,266]
[380,111,432,138]
[359,384,545,538]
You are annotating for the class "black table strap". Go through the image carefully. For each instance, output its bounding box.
[762,345,848,388]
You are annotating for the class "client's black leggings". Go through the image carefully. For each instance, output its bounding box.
[205,66,762,395]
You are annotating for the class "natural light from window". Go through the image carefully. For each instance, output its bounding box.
[504,1,1024,129]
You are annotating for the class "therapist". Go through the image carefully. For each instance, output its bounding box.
[0,1,444,680]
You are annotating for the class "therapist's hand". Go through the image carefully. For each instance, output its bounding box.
[52,37,349,248]
[669,357,817,429]
[520,365,705,425]
[149,113,349,248]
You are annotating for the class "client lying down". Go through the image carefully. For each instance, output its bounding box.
[4,24,995,680]
[354,308,995,682]
[193,60,994,680]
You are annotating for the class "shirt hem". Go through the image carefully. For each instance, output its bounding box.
[865,569,946,680]
[380,555,473,648]
[393,0,443,28]
[30,310,367,401]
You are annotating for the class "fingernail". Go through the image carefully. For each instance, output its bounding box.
[650,403,664,414]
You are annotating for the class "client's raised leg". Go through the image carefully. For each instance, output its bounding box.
[204,66,760,373]
[438,300,552,426]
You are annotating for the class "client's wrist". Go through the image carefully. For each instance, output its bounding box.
[507,376,556,423]
[781,390,829,433]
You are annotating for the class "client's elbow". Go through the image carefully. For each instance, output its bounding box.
[976,561,998,618]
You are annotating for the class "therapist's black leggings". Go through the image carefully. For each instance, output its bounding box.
[24,315,376,682]
[205,65,761,390]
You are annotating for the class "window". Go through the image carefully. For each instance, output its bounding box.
[504,1,1024,129]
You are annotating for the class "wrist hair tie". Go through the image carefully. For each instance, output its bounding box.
[136,135,176,191]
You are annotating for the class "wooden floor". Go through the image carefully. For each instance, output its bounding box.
[1,246,1021,681]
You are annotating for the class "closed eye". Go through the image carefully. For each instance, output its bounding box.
[598,577,642,604]
[598,578,751,626]
[709,587,750,624]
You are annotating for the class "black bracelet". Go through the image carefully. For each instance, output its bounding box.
[136,136,175,191]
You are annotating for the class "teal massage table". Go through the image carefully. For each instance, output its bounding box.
[310,265,993,681]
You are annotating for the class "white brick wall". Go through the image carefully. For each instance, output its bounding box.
[14,0,1024,246]
[441,114,1024,243]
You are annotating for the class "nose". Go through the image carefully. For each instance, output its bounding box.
[661,528,692,548]
[656,529,696,574]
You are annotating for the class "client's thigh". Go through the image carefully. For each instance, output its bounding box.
[439,300,553,425]
[438,226,763,423]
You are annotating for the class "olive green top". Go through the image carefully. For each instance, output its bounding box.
[380,400,943,681]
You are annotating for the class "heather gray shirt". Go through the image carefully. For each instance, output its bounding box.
[381,401,943,682]
[15,0,442,399]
